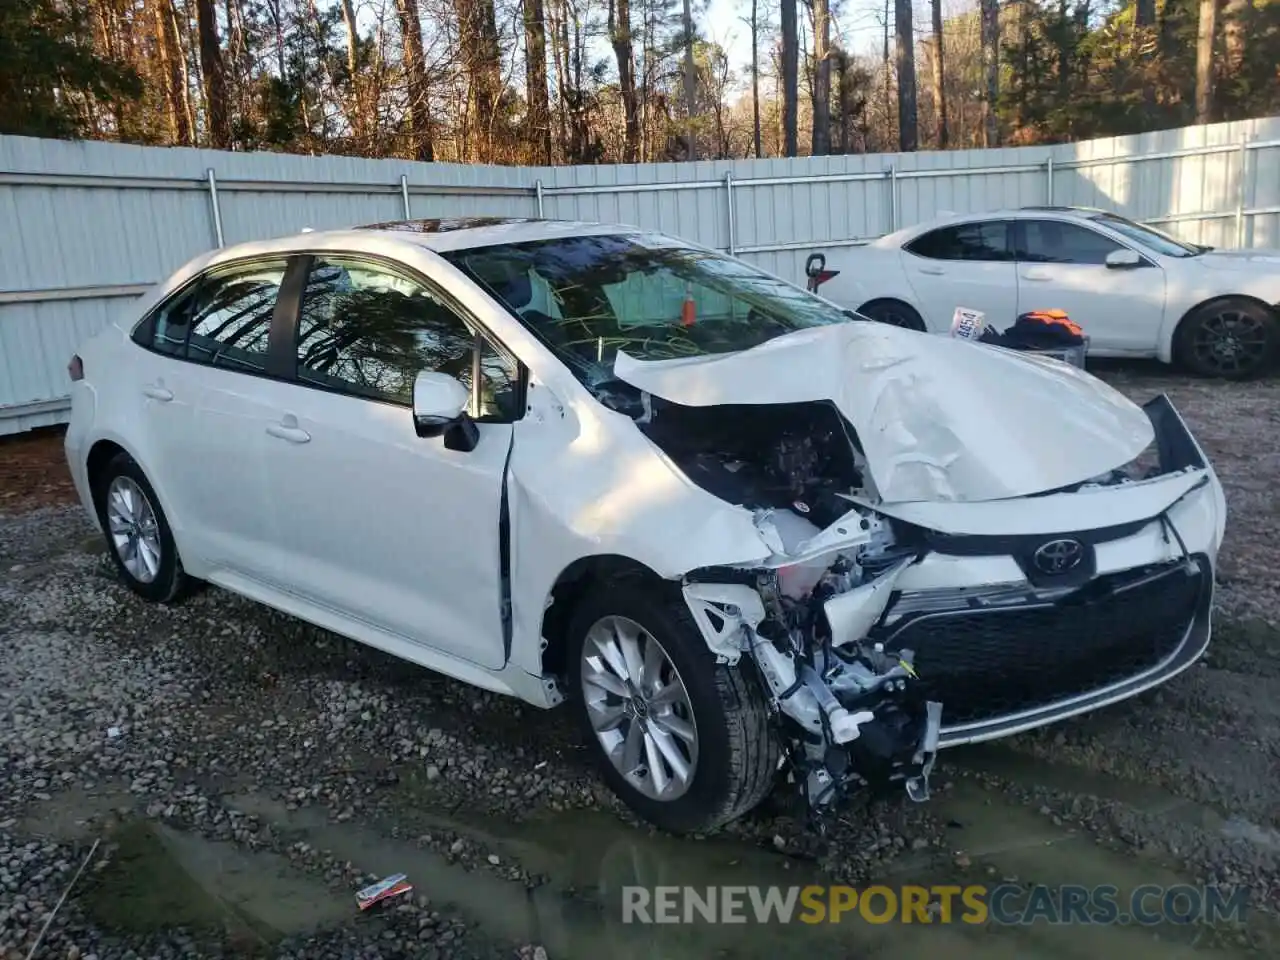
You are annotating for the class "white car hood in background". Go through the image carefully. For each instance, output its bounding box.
[1196,248,1280,271]
[614,322,1155,504]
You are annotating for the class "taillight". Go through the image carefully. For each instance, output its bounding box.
[68,354,84,381]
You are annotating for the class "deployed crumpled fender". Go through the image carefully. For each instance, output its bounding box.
[500,374,860,685]
[613,322,1154,503]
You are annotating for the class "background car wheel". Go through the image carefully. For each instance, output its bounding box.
[567,582,781,834]
[856,298,927,332]
[1174,298,1280,380]
[94,452,190,603]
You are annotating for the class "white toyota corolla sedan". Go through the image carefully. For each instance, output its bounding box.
[815,206,1280,379]
[65,217,1227,833]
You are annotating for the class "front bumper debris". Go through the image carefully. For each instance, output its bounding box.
[679,394,1223,821]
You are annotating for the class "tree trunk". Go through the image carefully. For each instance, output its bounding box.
[929,0,947,148]
[525,0,554,164]
[811,0,831,155]
[1223,0,1250,73]
[780,0,798,156]
[194,0,229,148]
[1135,0,1156,26]
[750,0,762,158]
[154,0,191,145]
[882,0,891,144]
[395,0,434,161]
[607,0,640,162]
[455,0,503,161]
[894,0,917,151]
[980,0,999,146]
[682,0,697,160]
[339,0,365,144]
[1195,0,1218,123]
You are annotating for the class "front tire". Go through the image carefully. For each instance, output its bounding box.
[94,452,190,603]
[1173,298,1280,379]
[568,582,781,834]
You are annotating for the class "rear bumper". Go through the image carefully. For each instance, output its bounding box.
[63,382,100,528]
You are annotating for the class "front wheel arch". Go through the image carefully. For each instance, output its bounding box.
[1170,295,1280,379]
[855,298,928,332]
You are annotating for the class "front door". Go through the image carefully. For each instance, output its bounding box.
[257,255,524,670]
[1013,218,1168,355]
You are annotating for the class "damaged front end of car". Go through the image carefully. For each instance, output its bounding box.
[599,323,1224,823]
[634,394,945,815]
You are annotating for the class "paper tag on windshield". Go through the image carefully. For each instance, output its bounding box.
[950,307,988,341]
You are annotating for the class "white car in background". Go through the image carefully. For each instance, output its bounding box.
[816,206,1280,379]
[64,218,1225,835]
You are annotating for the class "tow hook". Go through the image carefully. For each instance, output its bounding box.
[904,700,943,803]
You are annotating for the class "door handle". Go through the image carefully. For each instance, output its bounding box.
[1021,270,1052,281]
[918,265,945,275]
[143,385,174,402]
[266,414,310,444]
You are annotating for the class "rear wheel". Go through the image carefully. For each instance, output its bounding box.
[857,298,927,332]
[568,582,780,834]
[1173,298,1280,379]
[94,452,190,603]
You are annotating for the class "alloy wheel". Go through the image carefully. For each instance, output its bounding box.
[1191,308,1270,376]
[579,615,699,801]
[105,476,162,584]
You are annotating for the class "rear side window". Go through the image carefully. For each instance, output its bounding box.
[906,221,1012,261]
[133,259,287,373]
[150,293,196,356]
[186,263,288,372]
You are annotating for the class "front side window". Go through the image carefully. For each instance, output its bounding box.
[445,233,848,392]
[1017,220,1122,265]
[905,221,1012,261]
[294,257,520,420]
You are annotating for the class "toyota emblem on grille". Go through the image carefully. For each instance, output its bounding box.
[1033,538,1085,574]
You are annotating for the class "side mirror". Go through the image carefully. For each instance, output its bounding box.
[1105,248,1143,269]
[412,371,479,452]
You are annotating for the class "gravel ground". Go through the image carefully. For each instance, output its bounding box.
[0,364,1278,959]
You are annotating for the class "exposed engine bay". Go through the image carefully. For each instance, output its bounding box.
[638,398,869,529]
[635,395,945,820]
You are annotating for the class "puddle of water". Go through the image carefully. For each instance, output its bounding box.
[227,787,1269,960]
[954,743,1280,856]
[80,820,352,948]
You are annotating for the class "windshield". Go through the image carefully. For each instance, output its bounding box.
[444,233,850,391]
[1089,213,1203,257]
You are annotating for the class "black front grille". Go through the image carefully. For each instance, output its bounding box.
[878,561,1205,725]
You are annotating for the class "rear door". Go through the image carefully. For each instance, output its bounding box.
[1012,218,1167,355]
[128,259,290,581]
[900,220,1018,331]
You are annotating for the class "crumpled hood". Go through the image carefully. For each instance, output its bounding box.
[613,322,1155,504]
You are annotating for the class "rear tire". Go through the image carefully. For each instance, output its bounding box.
[857,298,927,332]
[1173,298,1280,380]
[568,581,781,834]
[94,452,190,603]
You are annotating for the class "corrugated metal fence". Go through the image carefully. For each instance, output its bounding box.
[3,115,1279,434]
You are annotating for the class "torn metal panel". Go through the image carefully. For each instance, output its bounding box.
[613,322,1154,504]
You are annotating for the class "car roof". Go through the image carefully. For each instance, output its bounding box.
[872,206,1112,247]
[199,217,647,270]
